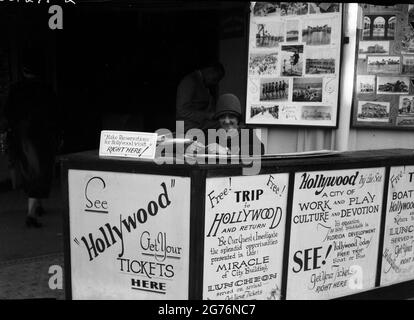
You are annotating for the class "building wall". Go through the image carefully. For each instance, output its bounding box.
[219,3,414,154]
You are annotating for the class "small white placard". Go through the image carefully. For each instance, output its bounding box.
[99,130,157,159]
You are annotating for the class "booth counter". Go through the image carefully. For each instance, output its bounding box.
[61,149,414,300]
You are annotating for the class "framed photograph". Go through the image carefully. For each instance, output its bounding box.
[285,20,299,42]
[301,105,332,120]
[356,75,376,94]
[250,104,279,121]
[396,116,414,126]
[398,96,414,115]
[364,5,401,14]
[352,3,414,129]
[280,3,308,16]
[309,3,340,14]
[401,26,414,54]
[254,22,285,48]
[366,56,400,74]
[253,2,284,17]
[302,18,333,45]
[362,15,396,41]
[249,51,279,76]
[357,101,390,122]
[409,4,414,19]
[292,78,323,102]
[358,41,390,59]
[280,45,303,76]
[260,78,289,102]
[402,55,414,74]
[252,2,309,17]
[246,2,343,128]
[376,76,409,94]
[305,47,336,75]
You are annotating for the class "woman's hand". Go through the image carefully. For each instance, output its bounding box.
[206,143,229,155]
[186,141,206,154]
[225,128,239,138]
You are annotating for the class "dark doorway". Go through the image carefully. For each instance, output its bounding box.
[57,5,221,153]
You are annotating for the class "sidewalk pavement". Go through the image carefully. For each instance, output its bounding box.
[0,176,66,299]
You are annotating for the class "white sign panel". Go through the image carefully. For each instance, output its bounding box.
[68,170,191,299]
[203,174,289,300]
[381,166,414,286]
[287,167,385,299]
[99,130,157,159]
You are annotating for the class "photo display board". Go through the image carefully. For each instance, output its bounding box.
[246,2,343,127]
[68,170,191,299]
[203,174,289,300]
[352,4,414,129]
[287,167,385,299]
[381,166,414,286]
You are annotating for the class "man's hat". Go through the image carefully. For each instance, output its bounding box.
[214,93,242,119]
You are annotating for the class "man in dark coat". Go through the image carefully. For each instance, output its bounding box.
[176,62,225,132]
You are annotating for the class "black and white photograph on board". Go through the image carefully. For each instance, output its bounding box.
[305,48,336,75]
[402,56,414,75]
[358,41,389,59]
[309,3,340,14]
[356,75,376,94]
[365,4,401,14]
[357,101,390,122]
[377,76,409,94]
[259,78,289,102]
[398,96,414,116]
[409,4,414,19]
[302,18,333,45]
[255,22,285,48]
[362,15,396,40]
[249,52,278,76]
[250,104,279,120]
[401,26,414,54]
[292,77,323,102]
[396,116,414,126]
[280,2,308,16]
[301,105,332,120]
[280,45,303,77]
[253,2,283,17]
[367,56,400,74]
[286,20,299,42]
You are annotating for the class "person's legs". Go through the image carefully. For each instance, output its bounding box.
[19,130,45,227]
[26,197,42,227]
[28,197,39,217]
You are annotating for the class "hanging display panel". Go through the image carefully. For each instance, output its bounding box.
[245,2,343,128]
[351,4,414,130]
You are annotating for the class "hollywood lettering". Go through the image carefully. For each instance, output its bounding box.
[298,171,360,195]
[389,190,414,215]
[80,182,171,261]
[206,207,283,237]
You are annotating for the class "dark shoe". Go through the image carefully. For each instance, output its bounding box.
[26,216,42,228]
[35,206,46,216]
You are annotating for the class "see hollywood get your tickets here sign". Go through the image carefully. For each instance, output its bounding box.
[381,165,414,286]
[68,170,191,299]
[203,174,289,300]
[286,167,385,299]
